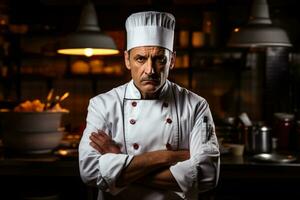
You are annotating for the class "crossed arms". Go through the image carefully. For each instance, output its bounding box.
[89,131,190,191]
[79,97,220,196]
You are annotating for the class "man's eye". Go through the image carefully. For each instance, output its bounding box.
[136,57,146,63]
[156,57,167,64]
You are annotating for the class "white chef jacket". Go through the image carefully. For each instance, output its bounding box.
[79,79,220,200]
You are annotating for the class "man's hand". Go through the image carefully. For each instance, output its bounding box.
[89,131,121,154]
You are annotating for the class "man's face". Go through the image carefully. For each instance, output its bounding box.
[124,46,175,98]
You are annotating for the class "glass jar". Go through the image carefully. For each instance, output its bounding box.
[273,113,294,150]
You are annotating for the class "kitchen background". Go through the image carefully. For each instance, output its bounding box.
[1,0,300,199]
[0,0,300,138]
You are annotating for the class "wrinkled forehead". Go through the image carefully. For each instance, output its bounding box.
[128,46,170,56]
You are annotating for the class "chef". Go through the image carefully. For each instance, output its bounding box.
[79,11,220,200]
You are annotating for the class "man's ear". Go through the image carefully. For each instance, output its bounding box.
[124,51,131,70]
[170,51,176,70]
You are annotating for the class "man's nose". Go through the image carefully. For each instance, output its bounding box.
[145,59,155,75]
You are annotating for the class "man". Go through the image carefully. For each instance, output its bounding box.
[79,11,220,200]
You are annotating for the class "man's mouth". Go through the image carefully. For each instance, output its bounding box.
[142,77,160,84]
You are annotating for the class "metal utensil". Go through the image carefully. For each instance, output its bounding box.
[48,92,70,109]
[45,89,54,110]
[59,92,69,102]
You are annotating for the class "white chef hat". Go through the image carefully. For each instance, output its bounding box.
[125,11,175,51]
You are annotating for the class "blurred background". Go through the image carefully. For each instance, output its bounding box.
[1,0,299,131]
[1,0,300,199]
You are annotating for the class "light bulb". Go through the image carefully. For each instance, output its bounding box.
[234,28,240,32]
[84,48,93,57]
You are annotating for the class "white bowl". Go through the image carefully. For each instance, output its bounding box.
[0,111,66,132]
[0,111,68,153]
[2,131,64,154]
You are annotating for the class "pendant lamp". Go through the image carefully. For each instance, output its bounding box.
[57,1,119,57]
[228,0,292,48]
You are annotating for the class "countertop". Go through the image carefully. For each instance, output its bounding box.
[220,152,300,179]
[0,149,79,176]
[1,148,300,178]
[1,149,300,199]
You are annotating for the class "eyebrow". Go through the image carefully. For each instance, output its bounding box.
[133,54,147,59]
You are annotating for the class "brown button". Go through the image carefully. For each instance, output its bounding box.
[133,143,139,150]
[130,119,136,125]
[131,101,137,107]
[166,143,172,150]
[163,102,168,107]
[166,118,172,124]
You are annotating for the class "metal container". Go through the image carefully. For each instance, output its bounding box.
[255,126,272,153]
[244,126,256,154]
[244,125,272,154]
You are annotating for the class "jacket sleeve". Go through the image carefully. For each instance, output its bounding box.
[169,100,220,199]
[78,97,134,195]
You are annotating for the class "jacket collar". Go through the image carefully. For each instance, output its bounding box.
[125,79,171,99]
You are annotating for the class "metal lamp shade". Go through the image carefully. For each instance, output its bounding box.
[228,24,292,48]
[228,0,292,48]
[57,1,119,56]
[57,31,119,56]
